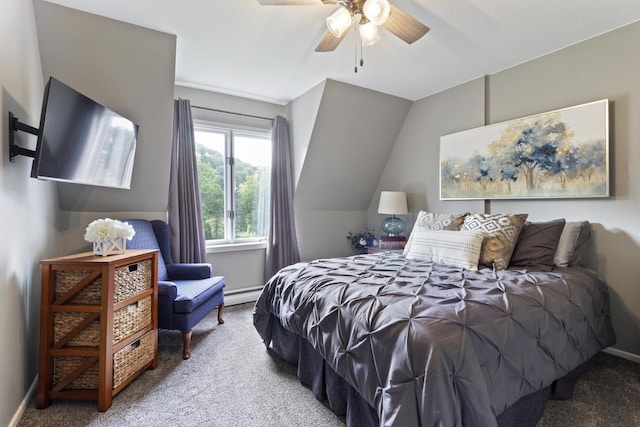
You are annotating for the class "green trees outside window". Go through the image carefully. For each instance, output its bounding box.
[194,126,271,242]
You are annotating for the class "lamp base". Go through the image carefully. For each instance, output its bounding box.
[381,216,406,236]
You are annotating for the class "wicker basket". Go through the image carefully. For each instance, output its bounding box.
[113,259,152,302]
[112,296,152,344]
[53,312,101,347]
[54,296,152,347]
[55,270,102,304]
[54,259,152,305]
[53,331,155,391]
[53,356,99,390]
[113,331,156,389]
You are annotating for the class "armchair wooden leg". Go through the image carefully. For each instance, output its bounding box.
[181,330,192,360]
[217,302,225,324]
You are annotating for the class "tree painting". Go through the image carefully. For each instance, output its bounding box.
[440,100,608,199]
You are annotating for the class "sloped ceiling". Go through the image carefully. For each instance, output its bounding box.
[33,0,176,212]
[293,79,411,211]
[41,0,640,104]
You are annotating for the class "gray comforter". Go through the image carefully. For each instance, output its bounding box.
[253,252,616,426]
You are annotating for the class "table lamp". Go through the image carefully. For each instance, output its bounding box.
[378,191,408,236]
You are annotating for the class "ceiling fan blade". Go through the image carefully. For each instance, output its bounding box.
[257,0,335,5]
[314,28,349,52]
[382,4,430,44]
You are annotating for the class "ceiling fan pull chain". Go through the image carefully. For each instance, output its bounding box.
[354,17,358,73]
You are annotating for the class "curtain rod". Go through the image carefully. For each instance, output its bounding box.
[191,105,274,122]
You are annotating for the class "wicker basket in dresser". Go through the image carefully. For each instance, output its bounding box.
[37,249,159,411]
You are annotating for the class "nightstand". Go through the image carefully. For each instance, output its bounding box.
[367,235,407,254]
[365,246,405,254]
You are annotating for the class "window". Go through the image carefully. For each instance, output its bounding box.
[194,124,271,244]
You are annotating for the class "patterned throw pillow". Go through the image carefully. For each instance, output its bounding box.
[406,228,484,270]
[461,213,528,270]
[403,211,468,255]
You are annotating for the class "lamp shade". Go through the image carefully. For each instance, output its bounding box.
[359,22,381,46]
[326,8,353,38]
[363,0,391,26]
[378,191,408,215]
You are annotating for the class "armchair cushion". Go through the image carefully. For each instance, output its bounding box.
[173,276,226,314]
[167,263,213,280]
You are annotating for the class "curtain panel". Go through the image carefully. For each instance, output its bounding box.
[168,98,207,263]
[265,116,301,281]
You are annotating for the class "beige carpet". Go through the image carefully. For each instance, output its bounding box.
[18,303,640,426]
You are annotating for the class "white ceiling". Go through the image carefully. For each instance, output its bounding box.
[43,0,640,105]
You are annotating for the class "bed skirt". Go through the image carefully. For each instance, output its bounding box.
[266,313,591,427]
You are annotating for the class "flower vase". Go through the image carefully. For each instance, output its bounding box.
[93,237,126,256]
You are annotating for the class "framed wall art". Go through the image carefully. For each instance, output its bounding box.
[440,99,609,200]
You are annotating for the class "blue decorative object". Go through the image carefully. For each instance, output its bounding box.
[346,229,376,254]
[378,191,408,236]
[381,216,406,235]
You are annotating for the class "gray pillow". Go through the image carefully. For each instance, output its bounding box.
[510,219,566,271]
[554,221,591,267]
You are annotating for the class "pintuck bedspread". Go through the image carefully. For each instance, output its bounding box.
[253,252,616,427]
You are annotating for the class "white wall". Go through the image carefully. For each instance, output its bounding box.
[0,1,59,425]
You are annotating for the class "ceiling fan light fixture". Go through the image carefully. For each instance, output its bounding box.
[363,0,391,25]
[326,8,353,38]
[359,22,381,46]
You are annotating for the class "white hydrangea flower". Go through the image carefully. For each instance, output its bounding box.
[84,218,136,243]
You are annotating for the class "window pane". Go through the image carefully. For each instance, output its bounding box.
[194,129,226,240]
[234,132,271,239]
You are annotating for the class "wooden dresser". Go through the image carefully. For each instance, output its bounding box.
[37,249,159,411]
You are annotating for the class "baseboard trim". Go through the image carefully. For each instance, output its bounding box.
[224,287,262,306]
[603,347,640,364]
[10,375,37,427]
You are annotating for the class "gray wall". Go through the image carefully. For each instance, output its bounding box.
[368,78,486,228]
[32,1,177,258]
[33,0,176,214]
[291,79,412,260]
[486,22,640,356]
[373,22,640,357]
[0,2,59,425]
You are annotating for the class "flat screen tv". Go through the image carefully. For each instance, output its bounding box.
[31,77,138,189]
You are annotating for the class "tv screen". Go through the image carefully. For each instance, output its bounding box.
[31,77,138,189]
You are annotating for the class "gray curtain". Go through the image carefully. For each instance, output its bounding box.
[265,116,300,281]
[168,98,207,263]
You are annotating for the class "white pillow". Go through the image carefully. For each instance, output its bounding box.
[405,228,484,270]
[403,211,468,256]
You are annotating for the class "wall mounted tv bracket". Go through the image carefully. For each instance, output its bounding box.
[8,112,38,162]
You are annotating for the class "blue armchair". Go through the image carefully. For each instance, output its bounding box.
[125,219,225,359]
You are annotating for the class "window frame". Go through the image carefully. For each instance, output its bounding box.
[193,119,272,246]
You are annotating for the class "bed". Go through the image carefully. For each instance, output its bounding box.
[253,214,616,426]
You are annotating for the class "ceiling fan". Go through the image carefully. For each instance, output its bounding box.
[257,0,430,54]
